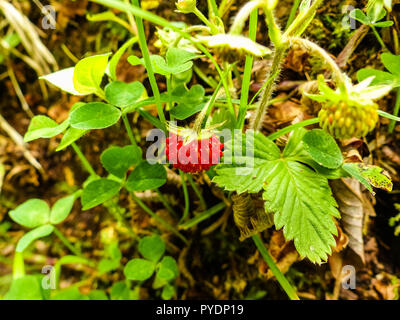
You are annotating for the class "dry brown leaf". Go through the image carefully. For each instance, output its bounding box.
[258,230,300,279]
[330,178,365,263]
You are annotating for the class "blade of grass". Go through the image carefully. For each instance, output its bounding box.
[252,234,300,300]
[237,8,258,130]
[179,202,226,230]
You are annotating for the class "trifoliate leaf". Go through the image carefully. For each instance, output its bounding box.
[213,129,340,263]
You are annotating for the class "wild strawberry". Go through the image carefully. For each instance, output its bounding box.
[305,74,392,139]
[319,101,379,139]
[165,133,223,173]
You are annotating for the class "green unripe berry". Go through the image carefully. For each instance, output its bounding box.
[318,101,378,139]
[176,0,197,14]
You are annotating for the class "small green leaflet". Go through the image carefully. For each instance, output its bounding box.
[302,129,343,169]
[40,67,84,96]
[81,178,121,210]
[124,258,155,281]
[72,53,111,95]
[125,162,167,192]
[138,235,165,262]
[101,145,142,178]
[70,102,121,130]
[343,162,393,194]
[213,129,340,263]
[9,199,50,228]
[24,116,69,142]
[105,81,145,108]
[128,47,197,76]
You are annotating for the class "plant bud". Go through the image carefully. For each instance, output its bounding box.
[176,0,197,14]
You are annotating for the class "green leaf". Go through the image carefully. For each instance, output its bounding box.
[374,20,394,27]
[4,276,44,300]
[81,178,121,210]
[110,281,130,300]
[357,69,398,87]
[170,84,206,120]
[101,145,142,178]
[70,102,121,129]
[138,235,165,262]
[213,131,281,194]
[98,258,120,274]
[9,199,50,228]
[126,162,167,191]
[156,256,178,281]
[73,53,111,94]
[342,163,373,193]
[343,163,393,193]
[196,34,272,57]
[124,258,155,281]
[16,224,54,252]
[302,129,343,169]
[108,37,138,80]
[214,129,340,263]
[350,9,371,25]
[105,81,145,108]
[161,284,175,300]
[40,67,84,95]
[128,48,197,76]
[262,161,339,263]
[56,127,88,151]
[88,290,109,300]
[381,52,400,76]
[50,194,76,225]
[24,116,69,142]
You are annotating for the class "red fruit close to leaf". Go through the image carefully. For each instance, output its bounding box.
[165,133,223,173]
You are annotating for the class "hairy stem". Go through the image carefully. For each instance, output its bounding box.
[250,46,286,131]
[289,37,346,89]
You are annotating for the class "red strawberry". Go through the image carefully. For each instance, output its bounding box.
[165,133,223,173]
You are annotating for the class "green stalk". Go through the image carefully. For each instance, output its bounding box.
[155,188,178,218]
[12,252,25,279]
[179,202,226,230]
[130,192,188,244]
[285,0,301,30]
[53,227,83,257]
[208,0,219,18]
[250,46,286,131]
[285,0,324,38]
[71,143,97,177]
[179,170,190,223]
[252,234,300,300]
[122,113,137,146]
[193,7,218,33]
[237,8,258,130]
[371,25,389,52]
[268,118,320,140]
[193,65,218,88]
[389,87,400,133]
[131,0,166,131]
[187,175,207,210]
